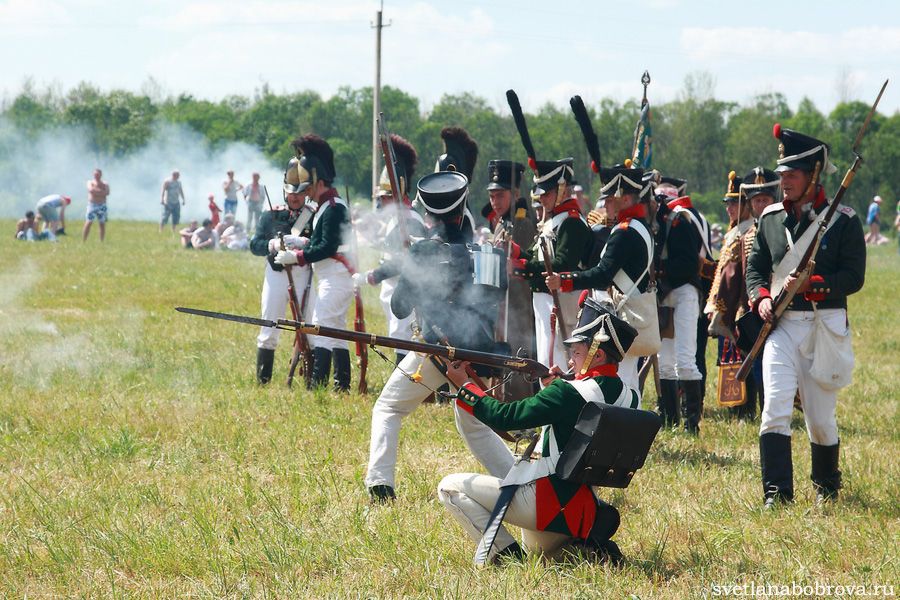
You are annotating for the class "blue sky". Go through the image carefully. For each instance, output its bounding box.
[1,0,897,114]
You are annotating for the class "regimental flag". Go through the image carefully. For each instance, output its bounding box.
[631,101,652,169]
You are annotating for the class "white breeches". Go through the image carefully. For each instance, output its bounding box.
[380,277,416,341]
[309,259,353,351]
[532,292,579,369]
[658,284,701,381]
[760,309,845,446]
[257,262,313,350]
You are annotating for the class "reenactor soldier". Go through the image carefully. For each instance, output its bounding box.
[545,162,654,391]
[249,159,315,385]
[511,158,593,369]
[747,126,865,507]
[275,135,355,392]
[481,159,537,401]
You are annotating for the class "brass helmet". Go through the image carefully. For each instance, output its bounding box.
[284,134,336,195]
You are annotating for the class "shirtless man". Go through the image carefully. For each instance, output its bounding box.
[83,168,110,242]
[15,211,39,240]
[160,171,186,233]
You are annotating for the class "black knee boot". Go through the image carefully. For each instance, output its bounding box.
[332,348,352,393]
[311,347,332,388]
[658,379,680,427]
[395,351,407,364]
[760,433,794,507]
[256,348,275,385]
[811,442,841,504]
[681,380,704,435]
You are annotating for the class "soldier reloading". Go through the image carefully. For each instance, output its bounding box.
[481,159,538,401]
[275,134,355,392]
[365,127,510,502]
[249,158,316,385]
[546,162,655,392]
[746,125,865,508]
[511,158,593,369]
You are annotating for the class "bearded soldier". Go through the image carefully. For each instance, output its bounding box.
[365,128,509,502]
[545,163,654,392]
[481,159,537,401]
[358,134,427,363]
[511,158,593,369]
[249,159,315,385]
[747,126,865,507]
[275,135,355,392]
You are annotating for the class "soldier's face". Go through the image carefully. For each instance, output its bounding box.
[724,199,740,223]
[605,194,636,221]
[286,192,305,210]
[779,169,812,203]
[489,189,512,217]
[751,193,776,218]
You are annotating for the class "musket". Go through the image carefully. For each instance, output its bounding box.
[538,235,570,357]
[346,185,368,394]
[377,113,410,249]
[176,307,551,379]
[735,78,888,381]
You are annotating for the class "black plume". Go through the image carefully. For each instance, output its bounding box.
[569,95,602,173]
[506,89,537,171]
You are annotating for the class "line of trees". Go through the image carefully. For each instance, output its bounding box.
[3,75,898,221]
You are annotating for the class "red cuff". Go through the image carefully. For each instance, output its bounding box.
[295,250,307,267]
[510,242,522,260]
[751,287,771,315]
[511,257,527,271]
[560,277,574,293]
[455,381,485,415]
[804,275,827,302]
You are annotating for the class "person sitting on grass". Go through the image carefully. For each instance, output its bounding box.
[179,220,199,249]
[15,211,40,241]
[190,219,219,250]
[221,221,248,251]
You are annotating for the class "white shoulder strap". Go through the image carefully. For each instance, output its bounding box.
[608,220,653,305]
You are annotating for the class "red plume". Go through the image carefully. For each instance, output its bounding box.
[772,123,782,139]
[527,157,537,172]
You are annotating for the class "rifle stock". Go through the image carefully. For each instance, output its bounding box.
[538,236,570,343]
[377,113,409,248]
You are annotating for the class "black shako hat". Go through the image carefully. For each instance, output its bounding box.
[377,134,418,199]
[722,170,743,202]
[599,162,644,200]
[641,169,660,202]
[773,123,837,175]
[563,297,638,363]
[532,158,575,195]
[659,175,687,196]
[416,171,469,216]
[285,134,336,194]
[740,166,780,200]
[435,127,478,181]
[486,160,525,191]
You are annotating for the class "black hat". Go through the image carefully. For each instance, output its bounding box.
[659,175,687,196]
[641,169,660,202]
[563,297,638,363]
[599,162,644,200]
[722,170,743,203]
[773,123,836,175]
[416,171,469,216]
[435,127,478,180]
[740,166,780,200]
[377,134,418,199]
[285,134,336,194]
[486,160,525,191]
[532,158,575,195]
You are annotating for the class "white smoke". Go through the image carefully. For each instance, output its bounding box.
[0,119,284,223]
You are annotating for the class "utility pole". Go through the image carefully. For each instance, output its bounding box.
[371,1,391,209]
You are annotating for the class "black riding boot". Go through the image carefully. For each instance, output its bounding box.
[586,499,623,565]
[681,380,704,435]
[760,432,794,507]
[811,442,841,504]
[332,348,352,393]
[658,379,680,427]
[395,351,407,364]
[311,347,332,389]
[256,348,275,385]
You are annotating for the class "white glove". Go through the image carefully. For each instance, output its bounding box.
[275,250,299,266]
[283,235,309,249]
[351,272,366,287]
[268,237,281,253]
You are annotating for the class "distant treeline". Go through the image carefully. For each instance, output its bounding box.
[3,76,897,219]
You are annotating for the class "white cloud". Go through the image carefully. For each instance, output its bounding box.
[0,0,72,26]
[145,0,376,30]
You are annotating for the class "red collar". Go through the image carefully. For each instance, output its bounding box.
[551,198,582,217]
[318,187,339,206]
[576,363,619,380]
[667,196,693,211]
[616,203,646,222]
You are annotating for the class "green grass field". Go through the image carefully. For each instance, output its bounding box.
[1,222,897,598]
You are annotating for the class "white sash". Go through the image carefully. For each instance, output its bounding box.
[771,206,841,298]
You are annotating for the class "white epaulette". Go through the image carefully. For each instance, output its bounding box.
[760,202,785,217]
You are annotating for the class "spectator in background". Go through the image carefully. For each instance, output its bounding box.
[215,213,234,238]
[865,195,882,245]
[221,221,249,250]
[243,172,264,232]
[179,220,199,248]
[160,170,186,233]
[36,194,70,237]
[191,219,219,250]
[222,170,243,216]
[83,168,110,242]
[208,193,222,227]
[15,211,40,241]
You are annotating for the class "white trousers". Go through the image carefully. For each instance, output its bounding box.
[379,277,416,341]
[619,356,639,396]
[532,292,579,369]
[760,310,844,445]
[658,284,701,381]
[309,259,353,351]
[257,262,313,350]
[437,473,572,561]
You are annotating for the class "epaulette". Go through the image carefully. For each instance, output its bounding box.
[836,204,856,217]
[760,202,785,218]
[271,204,288,212]
[616,220,630,230]
[568,208,581,218]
